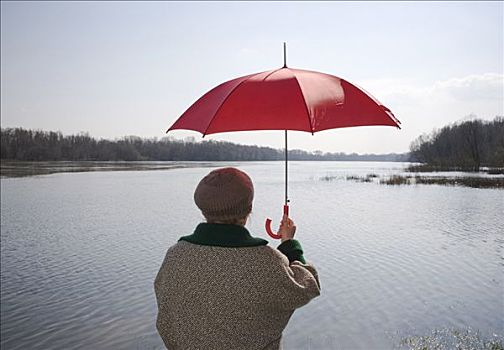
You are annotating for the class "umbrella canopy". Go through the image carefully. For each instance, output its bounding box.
[167,67,400,135]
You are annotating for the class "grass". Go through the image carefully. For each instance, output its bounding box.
[320,175,338,182]
[396,328,503,350]
[322,172,504,189]
[413,176,503,189]
[345,174,380,183]
[417,176,504,188]
[407,164,504,175]
[380,175,412,185]
[377,175,504,189]
[346,175,370,182]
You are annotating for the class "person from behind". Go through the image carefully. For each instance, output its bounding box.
[155,167,320,350]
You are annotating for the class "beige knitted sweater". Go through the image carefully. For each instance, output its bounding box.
[154,223,320,350]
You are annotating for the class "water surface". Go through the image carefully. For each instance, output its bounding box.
[1,162,502,349]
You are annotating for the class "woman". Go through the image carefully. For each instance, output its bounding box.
[154,167,320,350]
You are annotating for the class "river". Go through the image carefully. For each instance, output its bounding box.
[1,161,502,349]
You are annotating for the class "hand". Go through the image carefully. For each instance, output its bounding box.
[278,214,296,242]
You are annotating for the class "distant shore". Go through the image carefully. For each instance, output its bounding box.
[0,160,220,178]
[1,127,410,163]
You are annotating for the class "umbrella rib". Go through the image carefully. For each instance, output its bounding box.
[291,72,314,134]
[262,68,283,82]
[201,74,257,137]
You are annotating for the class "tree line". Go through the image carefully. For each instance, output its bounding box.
[409,117,504,171]
[0,127,408,162]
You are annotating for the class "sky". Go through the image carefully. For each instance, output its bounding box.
[1,1,503,154]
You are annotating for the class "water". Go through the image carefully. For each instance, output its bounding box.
[1,162,503,349]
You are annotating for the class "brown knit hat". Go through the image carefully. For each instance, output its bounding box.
[194,167,254,222]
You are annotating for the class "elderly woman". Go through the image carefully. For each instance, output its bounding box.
[154,167,320,350]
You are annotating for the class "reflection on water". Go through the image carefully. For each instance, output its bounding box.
[1,162,503,349]
[0,160,217,178]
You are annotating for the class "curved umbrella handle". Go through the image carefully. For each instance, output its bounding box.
[265,205,289,239]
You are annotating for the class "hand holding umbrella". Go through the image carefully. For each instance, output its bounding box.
[278,214,296,242]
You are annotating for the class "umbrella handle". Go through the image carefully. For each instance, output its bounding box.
[265,205,289,239]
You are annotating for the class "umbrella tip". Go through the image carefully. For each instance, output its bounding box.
[283,42,287,68]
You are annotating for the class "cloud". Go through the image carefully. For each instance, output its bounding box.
[431,73,503,100]
[344,73,503,152]
[358,73,504,102]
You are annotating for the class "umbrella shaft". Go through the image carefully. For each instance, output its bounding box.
[285,130,288,206]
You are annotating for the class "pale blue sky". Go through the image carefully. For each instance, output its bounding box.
[1,1,503,153]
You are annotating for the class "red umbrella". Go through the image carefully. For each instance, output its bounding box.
[168,44,400,238]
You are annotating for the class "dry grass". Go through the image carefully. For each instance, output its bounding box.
[379,175,504,189]
[396,327,503,350]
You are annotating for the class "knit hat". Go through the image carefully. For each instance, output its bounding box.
[194,167,254,222]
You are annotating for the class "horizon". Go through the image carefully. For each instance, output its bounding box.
[1,1,503,154]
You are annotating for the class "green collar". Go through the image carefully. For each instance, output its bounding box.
[179,223,269,248]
